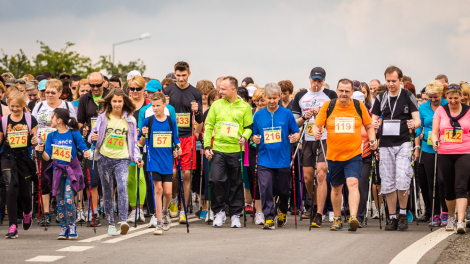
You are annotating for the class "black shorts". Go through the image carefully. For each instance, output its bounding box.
[301,140,327,167]
[82,159,101,188]
[152,172,173,183]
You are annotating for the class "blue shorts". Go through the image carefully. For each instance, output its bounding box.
[328,154,363,187]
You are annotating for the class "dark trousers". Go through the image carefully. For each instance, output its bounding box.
[357,155,372,222]
[258,166,291,220]
[246,145,260,200]
[437,154,470,200]
[422,152,448,215]
[417,161,431,217]
[210,151,243,216]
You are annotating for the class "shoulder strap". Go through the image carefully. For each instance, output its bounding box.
[24,112,32,132]
[65,101,70,111]
[326,99,337,120]
[70,130,79,151]
[148,115,153,133]
[167,115,174,146]
[2,114,8,135]
[37,102,44,112]
[353,99,363,121]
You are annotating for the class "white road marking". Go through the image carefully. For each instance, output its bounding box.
[26,256,65,262]
[390,228,454,264]
[56,246,94,252]
[103,218,200,244]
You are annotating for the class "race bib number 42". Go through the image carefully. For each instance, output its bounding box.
[52,145,72,162]
[176,113,190,128]
[335,117,355,133]
[8,131,28,148]
[444,129,462,143]
[264,129,281,144]
[106,134,125,150]
[220,122,239,138]
[153,132,172,148]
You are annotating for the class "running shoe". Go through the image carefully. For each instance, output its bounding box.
[127,210,136,223]
[231,215,241,228]
[162,212,171,231]
[372,209,380,219]
[277,212,287,227]
[169,199,179,218]
[77,209,86,223]
[417,214,430,222]
[40,212,51,227]
[457,221,466,234]
[255,212,265,225]
[148,215,158,228]
[57,226,68,240]
[87,214,101,227]
[348,216,359,232]
[138,210,146,223]
[466,206,470,220]
[153,225,163,235]
[431,215,441,227]
[358,221,363,228]
[407,210,413,222]
[245,205,253,215]
[322,214,326,222]
[446,217,455,232]
[398,214,408,231]
[119,222,129,235]
[205,210,215,223]
[263,219,275,230]
[311,214,322,228]
[302,206,315,219]
[22,211,32,230]
[329,211,334,222]
[6,224,18,239]
[330,217,343,231]
[199,210,207,220]
[385,218,398,231]
[108,225,119,236]
[213,211,226,227]
[69,224,77,239]
[441,212,448,226]
[179,212,187,224]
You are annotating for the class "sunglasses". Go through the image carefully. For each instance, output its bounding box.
[14,80,26,84]
[88,82,103,88]
[129,87,143,92]
[448,84,461,90]
[71,87,77,90]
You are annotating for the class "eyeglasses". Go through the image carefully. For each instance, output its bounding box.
[71,87,77,90]
[45,91,57,95]
[448,84,461,90]
[13,80,26,84]
[88,82,103,88]
[337,89,351,94]
[129,87,143,92]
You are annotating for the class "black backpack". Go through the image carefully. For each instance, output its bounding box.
[148,115,174,147]
[326,99,363,121]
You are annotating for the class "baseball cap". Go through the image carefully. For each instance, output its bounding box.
[352,80,362,91]
[352,91,365,102]
[246,85,257,97]
[38,80,48,91]
[165,72,176,82]
[35,75,47,82]
[310,67,326,81]
[127,70,141,81]
[145,80,162,93]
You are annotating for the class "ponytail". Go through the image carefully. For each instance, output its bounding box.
[53,108,79,130]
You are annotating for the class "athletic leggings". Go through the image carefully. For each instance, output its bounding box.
[1,157,32,227]
[128,163,146,207]
[421,152,447,215]
[56,175,76,228]
[98,155,130,226]
[357,155,372,222]
[437,154,470,200]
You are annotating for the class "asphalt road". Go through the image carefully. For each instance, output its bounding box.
[0,213,458,264]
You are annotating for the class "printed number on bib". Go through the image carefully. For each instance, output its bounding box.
[52,145,72,162]
[427,131,433,145]
[220,122,239,138]
[39,128,54,142]
[264,129,281,144]
[307,124,313,136]
[335,117,355,133]
[153,133,172,148]
[176,113,190,128]
[444,129,462,143]
[106,134,125,150]
[91,118,97,130]
[8,130,28,148]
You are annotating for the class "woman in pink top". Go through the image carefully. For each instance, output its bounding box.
[432,84,470,234]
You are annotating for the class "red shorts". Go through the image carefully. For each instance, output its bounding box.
[179,136,196,170]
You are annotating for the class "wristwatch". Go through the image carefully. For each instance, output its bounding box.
[301,115,308,121]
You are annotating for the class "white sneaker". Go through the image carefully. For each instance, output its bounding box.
[213,211,226,227]
[148,215,158,228]
[322,214,326,222]
[329,211,334,222]
[77,209,85,223]
[153,225,163,235]
[231,215,241,228]
[457,221,466,234]
[372,209,380,219]
[255,212,265,225]
[446,217,455,231]
[162,213,171,231]
[119,222,129,235]
[127,210,136,223]
[205,210,215,223]
[138,210,146,223]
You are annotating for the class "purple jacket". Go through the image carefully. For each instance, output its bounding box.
[44,157,85,196]
[88,111,141,162]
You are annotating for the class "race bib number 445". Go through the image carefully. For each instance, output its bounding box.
[220,122,239,138]
[52,145,72,162]
[444,129,462,143]
[176,113,190,128]
[106,134,125,150]
[8,131,28,148]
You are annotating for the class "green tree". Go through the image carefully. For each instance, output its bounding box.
[0,49,33,78]
[96,55,146,87]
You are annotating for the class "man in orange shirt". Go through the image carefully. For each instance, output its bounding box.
[312,79,377,232]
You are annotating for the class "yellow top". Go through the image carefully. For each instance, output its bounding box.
[99,114,132,159]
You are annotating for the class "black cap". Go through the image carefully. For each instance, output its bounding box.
[310,67,326,81]
[35,75,47,82]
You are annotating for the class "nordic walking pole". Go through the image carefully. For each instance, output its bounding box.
[199,149,203,211]
[365,156,374,226]
[189,100,196,214]
[253,144,258,223]
[207,160,211,225]
[372,150,382,229]
[177,156,190,233]
[309,142,319,231]
[417,147,423,216]
[86,140,97,233]
[410,129,419,225]
[134,159,142,228]
[240,143,246,227]
[145,138,156,216]
[299,150,304,220]
[290,142,297,229]
[37,146,47,231]
[430,142,438,232]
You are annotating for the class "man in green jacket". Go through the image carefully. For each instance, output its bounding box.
[204,76,253,228]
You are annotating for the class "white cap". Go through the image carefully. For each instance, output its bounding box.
[352,91,365,103]
[246,85,257,97]
[127,70,142,81]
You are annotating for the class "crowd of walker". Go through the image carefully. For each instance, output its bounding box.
[1,62,470,240]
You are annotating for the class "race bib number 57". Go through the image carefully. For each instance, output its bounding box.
[153,132,172,148]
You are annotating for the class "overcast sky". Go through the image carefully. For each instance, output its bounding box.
[2,0,469,91]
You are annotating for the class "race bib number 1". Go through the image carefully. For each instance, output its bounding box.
[153,132,172,148]
[444,129,462,143]
[52,145,72,162]
[264,129,281,144]
[8,131,28,148]
[335,117,355,133]
[220,122,239,138]
[106,134,125,150]
[176,113,190,128]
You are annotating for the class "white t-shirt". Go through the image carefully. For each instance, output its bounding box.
[32,100,77,143]
[144,106,170,118]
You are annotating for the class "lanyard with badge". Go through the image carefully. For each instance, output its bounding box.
[382,89,402,136]
[105,118,125,150]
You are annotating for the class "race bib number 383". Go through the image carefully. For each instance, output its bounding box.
[8,131,28,148]
[220,122,239,138]
[176,113,190,128]
[52,145,72,162]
